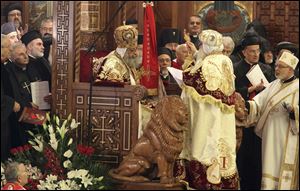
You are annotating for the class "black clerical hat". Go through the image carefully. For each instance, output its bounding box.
[241,32,261,49]
[276,42,298,56]
[21,30,42,46]
[5,3,22,19]
[138,34,143,45]
[159,28,183,47]
[158,47,172,58]
[246,19,267,38]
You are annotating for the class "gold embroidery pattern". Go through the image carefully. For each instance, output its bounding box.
[218,138,235,178]
[94,52,135,83]
[202,54,235,96]
[183,57,236,107]
[201,138,236,178]
[182,85,235,114]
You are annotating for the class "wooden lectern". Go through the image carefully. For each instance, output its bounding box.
[72,82,145,165]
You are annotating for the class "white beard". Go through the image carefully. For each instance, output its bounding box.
[124,56,140,68]
[32,49,44,58]
[265,59,273,64]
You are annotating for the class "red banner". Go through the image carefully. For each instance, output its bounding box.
[140,2,159,96]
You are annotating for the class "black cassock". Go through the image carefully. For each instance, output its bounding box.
[234,59,275,100]
[28,55,52,89]
[1,64,15,161]
[2,61,42,149]
[234,59,275,190]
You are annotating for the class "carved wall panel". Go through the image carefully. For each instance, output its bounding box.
[74,2,81,82]
[72,83,143,164]
[255,1,299,47]
[52,1,74,119]
[80,32,108,51]
[79,1,109,51]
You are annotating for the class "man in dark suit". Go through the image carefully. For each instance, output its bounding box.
[39,17,53,66]
[234,32,275,190]
[1,35,21,161]
[2,42,42,148]
[21,30,52,107]
[185,15,202,49]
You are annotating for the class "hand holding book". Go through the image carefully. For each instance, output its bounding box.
[246,64,269,87]
[18,107,47,125]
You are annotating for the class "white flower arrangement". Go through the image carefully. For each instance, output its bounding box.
[25,163,43,180]
[1,163,6,187]
[2,113,108,190]
[63,150,73,158]
[37,170,104,190]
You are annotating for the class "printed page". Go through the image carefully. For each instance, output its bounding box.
[246,64,270,87]
[167,67,183,86]
[30,81,50,110]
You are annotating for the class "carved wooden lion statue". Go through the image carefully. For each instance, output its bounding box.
[109,96,189,184]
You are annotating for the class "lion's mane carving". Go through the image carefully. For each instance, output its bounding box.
[109,96,189,184]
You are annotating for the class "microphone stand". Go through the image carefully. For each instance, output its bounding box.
[85,1,127,146]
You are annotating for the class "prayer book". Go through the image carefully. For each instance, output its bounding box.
[246,64,270,87]
[167,67,183,87]
[30,81,50,110]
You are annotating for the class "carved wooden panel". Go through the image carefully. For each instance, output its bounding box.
[80,32,108,51]
[52,1,74,119]
[255,1,299,47]
[79,1,109,51]
[74,2,81,82]
[72,83,143,164]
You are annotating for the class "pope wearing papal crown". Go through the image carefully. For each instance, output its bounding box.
[93,25,140,85]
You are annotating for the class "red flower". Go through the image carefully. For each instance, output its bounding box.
[86,147,95,156]
[23,144,32,151]
[10,148,18,155]
[24,178,40,190]
[77,144,95,156]
[17,146,24,152]
[43,146,65,177]
[77,144,85,154]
